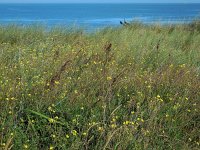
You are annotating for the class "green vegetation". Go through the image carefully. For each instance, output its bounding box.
[0,21,199,150]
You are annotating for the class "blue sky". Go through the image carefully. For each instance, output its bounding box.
[0,0,200,3]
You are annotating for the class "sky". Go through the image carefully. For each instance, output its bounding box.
[0,0,200,3]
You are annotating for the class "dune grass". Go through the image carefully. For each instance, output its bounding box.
[0,22,199,150]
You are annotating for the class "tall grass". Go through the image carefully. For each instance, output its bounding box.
[0,22,199,150]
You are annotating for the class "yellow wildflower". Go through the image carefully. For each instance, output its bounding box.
[98,127,104,132]
[74,90,78,94]
[48,118,55,123]
[82,132,87,136]
[66,134,70,139]
[111,124,117,128]
[71,130,77,136]
[24,144,28,149]
[123,121,130,125]
[157,95,160,99]
[107,76,112,81]
[54,81,60,85]
[131,111,135,114]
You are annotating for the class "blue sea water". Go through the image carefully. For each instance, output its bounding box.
[0,3,200,29]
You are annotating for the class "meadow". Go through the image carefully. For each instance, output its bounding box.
[0,21,199,150]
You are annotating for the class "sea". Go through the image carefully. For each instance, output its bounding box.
[0,3,200,30]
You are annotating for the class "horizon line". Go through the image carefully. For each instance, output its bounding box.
[0,2,200,4]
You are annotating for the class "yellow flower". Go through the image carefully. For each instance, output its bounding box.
[110,124,117,128]
[49,146,54,150]
[11,97,15,100]
[107,76,112,81]
[54,81,60,85]
[82,132,87,136]
[180,64,186,68]
[92,122,96,125]
[48,106,52,111]
[48,118,55,123]
[24,144,28,149]
[74,90,78,94]
[98,127,104,132]
[123,121,130,125]
[160,99,164,102]
[112,118,116,122]
[131,111,135,114]
[66,134,70,139]
[71,130,77,136]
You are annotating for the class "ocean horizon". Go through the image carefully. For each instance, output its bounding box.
[0,3,200,30]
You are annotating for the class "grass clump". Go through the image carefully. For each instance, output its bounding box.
[0,22,199,150]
